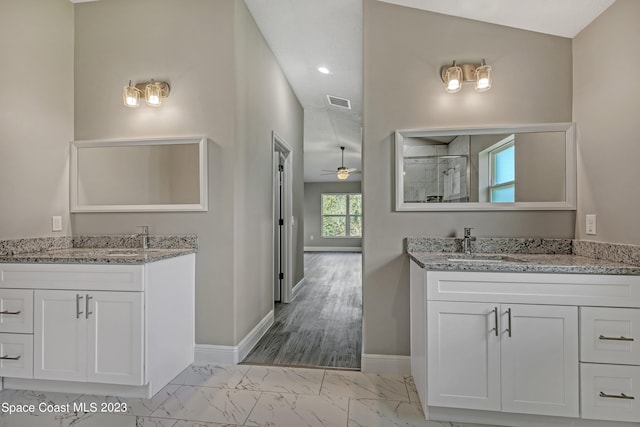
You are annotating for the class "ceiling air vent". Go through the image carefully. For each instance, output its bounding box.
[327,95,351,109]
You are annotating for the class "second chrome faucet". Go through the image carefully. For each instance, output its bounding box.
[462,227,476,254]
[137,225,149,250]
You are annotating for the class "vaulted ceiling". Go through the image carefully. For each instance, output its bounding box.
[245,1,616,182]
[244,0,616,182]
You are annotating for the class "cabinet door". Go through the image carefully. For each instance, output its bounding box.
[501,304,578,417]
[86,291,143,385]
[34,290,86,381]
[427,301,501,411]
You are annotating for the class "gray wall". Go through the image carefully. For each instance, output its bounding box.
[304,181,362,248]
[72,0,304,346]
[362,1,575,356]
[573,0,640,245]
[0,0,74,238]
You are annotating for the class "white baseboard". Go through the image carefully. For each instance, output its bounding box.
[291,278,304,301]
[361,354,411,375]
[194,309,274,365]
[304,246,361,252]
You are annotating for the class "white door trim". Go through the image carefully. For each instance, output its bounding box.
[273,131,294,303]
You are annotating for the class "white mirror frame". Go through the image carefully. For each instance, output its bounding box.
[395,123,576,211]
[70,136,208,213]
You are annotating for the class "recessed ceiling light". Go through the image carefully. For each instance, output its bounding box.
[318,67,331,74]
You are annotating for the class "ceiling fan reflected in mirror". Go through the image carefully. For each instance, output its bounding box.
[322,146,361,180]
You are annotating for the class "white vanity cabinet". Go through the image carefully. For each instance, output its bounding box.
[427,301,578,417]
[34,290,143,385]
[410,260,640,426]
[0,253,195,398]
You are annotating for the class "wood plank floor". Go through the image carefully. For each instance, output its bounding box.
[242,252,362,369]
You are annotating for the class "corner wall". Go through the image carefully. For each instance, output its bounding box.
[362,1,574,357]
[0,0,74,239]
[573,0,640,245]
[234,0,304,342]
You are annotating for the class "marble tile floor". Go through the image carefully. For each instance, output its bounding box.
[0,364,498,427]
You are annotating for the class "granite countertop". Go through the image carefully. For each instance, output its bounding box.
[408,252,640,275]
[0,247,196,265]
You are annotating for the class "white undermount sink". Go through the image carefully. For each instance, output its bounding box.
[446,254,525,263]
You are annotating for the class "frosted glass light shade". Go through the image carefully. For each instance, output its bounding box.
[145,83,162,107]
[337,168,349,180]
[123,84,140,108]
[444,65,463,93]
[475,64,492,92]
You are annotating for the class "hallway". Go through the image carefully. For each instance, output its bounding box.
[243,252,362,369]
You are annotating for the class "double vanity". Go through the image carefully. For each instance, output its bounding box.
[0,238,196,399]
[408,237,640,427]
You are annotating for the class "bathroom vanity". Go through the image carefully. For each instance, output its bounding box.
[409,249,640,427]
[0,247,195,398]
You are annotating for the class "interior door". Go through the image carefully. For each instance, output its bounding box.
[273,151,283,302]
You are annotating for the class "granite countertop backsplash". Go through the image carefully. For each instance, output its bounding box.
[0,235,197,265]
[406,237,640,276]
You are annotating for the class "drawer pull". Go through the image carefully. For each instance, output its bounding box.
[599,335,634,342]
[0,355,21,361]
[0,310,21,315]
[600,391,635,400]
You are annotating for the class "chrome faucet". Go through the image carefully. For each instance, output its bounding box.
[462,227,476,254]
[137,225,149,250]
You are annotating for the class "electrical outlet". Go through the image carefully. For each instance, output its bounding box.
[586,214,597,235]
[52,216,62,232]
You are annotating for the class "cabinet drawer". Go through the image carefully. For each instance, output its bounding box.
[0,333,33,378]
[581,307,640,365]
[0,289,33,333]
[581,363,640,422]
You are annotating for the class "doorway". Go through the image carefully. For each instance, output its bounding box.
[272,132,293,303]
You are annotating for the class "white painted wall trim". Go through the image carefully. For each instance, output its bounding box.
[290,277,305,301]
[304,246,362,252]
[361,354,411,375]
[194,309,274,365]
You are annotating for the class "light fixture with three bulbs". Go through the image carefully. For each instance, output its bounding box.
[441,59,492,93]
[123,80,171,108]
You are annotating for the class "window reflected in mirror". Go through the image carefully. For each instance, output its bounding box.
[395,124,575,211]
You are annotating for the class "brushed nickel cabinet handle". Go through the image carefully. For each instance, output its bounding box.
[599,335,634,342]
[85,294,92,319]
[492,307,498,336]
[600,391,635,400]
[0,310,21,315]
[0,355,21,360]
[76,294,84,319]
[506,308,512,337]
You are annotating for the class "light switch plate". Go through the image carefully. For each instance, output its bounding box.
[52,216,62,232]
[586,214,597,235]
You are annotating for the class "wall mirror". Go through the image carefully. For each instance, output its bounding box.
[395,123,575,211]
[70,136,208,212]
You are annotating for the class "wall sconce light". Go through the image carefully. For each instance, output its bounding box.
[123,80,170,108]
[441,59,492,93]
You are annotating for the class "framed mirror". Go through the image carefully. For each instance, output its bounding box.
[395,123,575,211]
[70,136,208,212]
